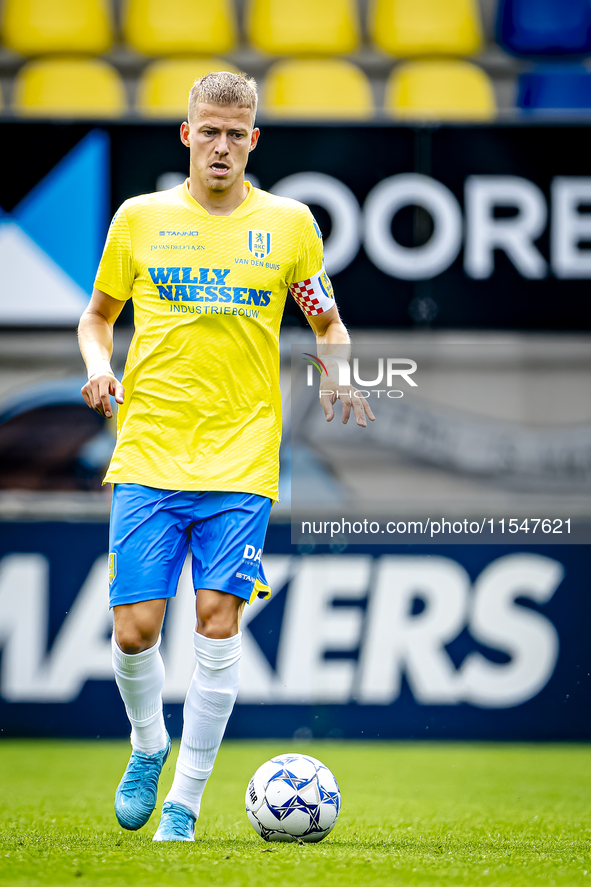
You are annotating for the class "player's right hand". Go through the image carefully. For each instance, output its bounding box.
[81,370,125,419]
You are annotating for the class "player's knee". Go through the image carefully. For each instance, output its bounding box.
[116,635,143,655]
[196,590,243,639]
[114,622,160,654]
[113,600,165,654]
[196,613,238,639]
[196,604,239,639]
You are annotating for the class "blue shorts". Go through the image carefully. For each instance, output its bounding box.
[108,484,272,608]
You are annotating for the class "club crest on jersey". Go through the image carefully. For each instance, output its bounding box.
[248,230,272,259]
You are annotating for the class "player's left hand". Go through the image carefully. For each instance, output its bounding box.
[319,374,375,427]
[81,367,125,419]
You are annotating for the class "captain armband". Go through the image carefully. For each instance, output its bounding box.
[290,267,335,317]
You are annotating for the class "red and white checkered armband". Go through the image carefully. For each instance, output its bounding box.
[290,267,335,317]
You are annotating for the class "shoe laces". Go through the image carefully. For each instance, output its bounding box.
[119,751,161,798]
[162,804,195,837]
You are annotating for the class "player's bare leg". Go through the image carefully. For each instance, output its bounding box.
[195,587,245,638]
[114,599,167,654]
[153,589,244,842]
[112,599,171,830]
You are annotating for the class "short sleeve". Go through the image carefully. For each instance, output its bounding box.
[288,210,336,317]
[94,206,134,301]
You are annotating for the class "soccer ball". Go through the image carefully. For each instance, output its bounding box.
[245,752,341,843]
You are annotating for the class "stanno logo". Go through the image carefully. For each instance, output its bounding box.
[235,571,255,582]
[159,230,199,236]
[248,230,272,259]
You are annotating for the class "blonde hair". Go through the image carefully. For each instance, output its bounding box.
[188,71,258,124]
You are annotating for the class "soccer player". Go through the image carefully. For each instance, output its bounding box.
[78,71,373,842]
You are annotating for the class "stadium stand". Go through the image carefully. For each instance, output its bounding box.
[263,58,373,118]
[369,0,483,57]
[369,0,493,120]
[497,0,591,112]
[138,57,240,117]
[13,57,126,117]
[123,0,236,56]
[1,0,113,56]
[386,59,496,119]
[0,0,589,118]
[496,0,591,57]
[246,0,360,55]
[517,64,591,112]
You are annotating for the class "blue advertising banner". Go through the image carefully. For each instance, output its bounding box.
[0,522,588,740]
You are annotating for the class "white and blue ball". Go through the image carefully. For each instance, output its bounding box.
[245,752,341,843]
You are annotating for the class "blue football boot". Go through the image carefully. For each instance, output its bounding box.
[152,802,196,842]
[114,733,171,830]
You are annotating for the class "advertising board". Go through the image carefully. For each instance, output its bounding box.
[0,523,588,740]
[2,121,591,329]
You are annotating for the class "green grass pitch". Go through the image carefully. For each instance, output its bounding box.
[0,740,589,886]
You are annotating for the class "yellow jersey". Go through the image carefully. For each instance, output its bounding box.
[95,180,335,499]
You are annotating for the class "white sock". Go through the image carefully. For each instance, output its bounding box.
[111,635,168,754]
[165,631,242,818]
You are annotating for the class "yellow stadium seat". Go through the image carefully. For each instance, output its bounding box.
[14,58,126,118]
[2,0,113,56]
[370,0,483,57]
[124,0,236,56]
[138,58,240,118]
[385,60,496,120]
[247,0,359,55]
[263,59,373,119]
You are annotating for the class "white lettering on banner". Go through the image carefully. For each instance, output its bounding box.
[363,174,463,280]
[551,177,591,279]
[459,553,562,708]
[357,557,469,705]
[43,556,113,700]
[271,172,361,275]
[275,557,371,703]
[268,171,591,281]
[0,552,563,708]
[0,554,48,700]
[464,176,548,280]
[0,554,112,701]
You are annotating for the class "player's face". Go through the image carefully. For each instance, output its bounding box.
[181,103,259,192]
